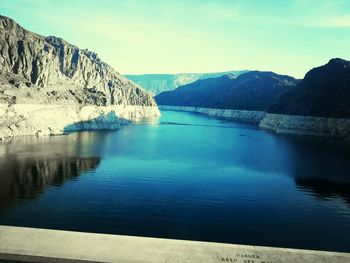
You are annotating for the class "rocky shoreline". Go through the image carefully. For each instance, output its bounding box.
[158,105,265,124]
[0,104,160,139]
[259,113,350,142]
[159,105,350,142]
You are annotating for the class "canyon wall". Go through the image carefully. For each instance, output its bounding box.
[0,15,160,138]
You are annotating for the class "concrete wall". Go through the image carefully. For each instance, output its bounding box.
[0,226,349,263]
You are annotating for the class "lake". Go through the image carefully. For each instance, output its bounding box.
[0,110,350,252]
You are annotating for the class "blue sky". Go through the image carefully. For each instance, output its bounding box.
[1,0,350,78]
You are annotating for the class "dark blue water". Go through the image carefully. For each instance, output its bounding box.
[0,110,350,252]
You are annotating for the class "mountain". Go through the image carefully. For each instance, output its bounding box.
[125,70,249,95]
[268,58,350,118]
[0,15,159,137]
[0,15,156,106]
[155,71,297,111]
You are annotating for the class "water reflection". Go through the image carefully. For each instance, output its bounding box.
[272,135,350,206]
[0,111,350,252]
[0,133,103,210]
[295,178,350,206]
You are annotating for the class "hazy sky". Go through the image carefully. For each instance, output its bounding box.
[1,0,350,78]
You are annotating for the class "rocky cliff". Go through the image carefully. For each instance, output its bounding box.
[155,71,297,111]
[262,59,350,142]
[268,58,350,118]
[0,15,160,138]
[126,71,249,95]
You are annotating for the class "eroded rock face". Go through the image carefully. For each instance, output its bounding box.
[0,16,160,137]
[0,104,160,137]
[0,15,156,107]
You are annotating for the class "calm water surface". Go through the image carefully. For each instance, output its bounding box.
[0,110,350,252]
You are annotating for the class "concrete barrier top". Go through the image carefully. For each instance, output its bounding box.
[0,225,349,263]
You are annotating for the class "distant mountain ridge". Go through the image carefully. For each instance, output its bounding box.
[125,70,249,95]
[155,71,298,111]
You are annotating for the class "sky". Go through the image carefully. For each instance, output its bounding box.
[1,0,350,78]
